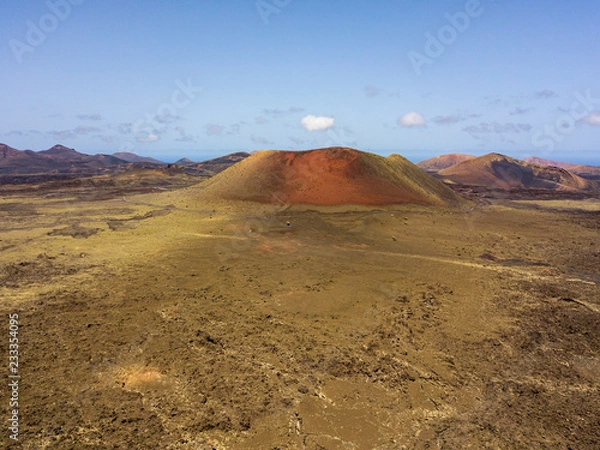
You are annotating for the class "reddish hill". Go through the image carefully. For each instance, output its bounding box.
[439,153,594,191]
[523,157,600,180]
[195,147,465,207]
[416,153,476,172]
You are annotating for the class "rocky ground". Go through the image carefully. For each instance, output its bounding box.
[0,179,599,449]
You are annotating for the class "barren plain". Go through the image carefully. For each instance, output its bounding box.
[1,164,599,449]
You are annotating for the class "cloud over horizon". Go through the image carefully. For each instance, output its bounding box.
[398,112,426,128]
[301,115,335,131]
[136,132,160,143]
[581,111,600,126]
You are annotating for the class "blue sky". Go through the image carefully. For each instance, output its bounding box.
[1,0,600,163]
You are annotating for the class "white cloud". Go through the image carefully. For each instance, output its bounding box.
[581,111,600,126]
[398,112,426,128]
[301,115,335,131]
[136,133,160,143]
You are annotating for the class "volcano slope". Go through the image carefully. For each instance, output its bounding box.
[438,153,595,192]
[192,147,465,207]
[1,149,599,449]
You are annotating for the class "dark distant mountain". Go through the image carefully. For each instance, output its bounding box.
[2,143,35,155]
[439,153,594,191]
[38,144,84,159]
[1,143,68,174]
[0,144,128,175]
[113,152,165,165]
[183,152,250,175]
[174,157,196,166]
[416,153,476,172]
[0,144,250,181]
[1,145,56,176]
